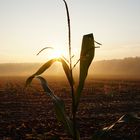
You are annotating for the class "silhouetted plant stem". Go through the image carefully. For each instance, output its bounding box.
[62,0,71,68]
[62,0,77,139]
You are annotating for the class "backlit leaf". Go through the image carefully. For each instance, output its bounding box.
[37,76,52,95]
[25,59,56,86]
[36,76,76,137]
[25,75,34,87]
[75,33,95,109]
[59,58,74,87]
[26,58,73,88]
[34,59,56,75]
[37,47,53,55]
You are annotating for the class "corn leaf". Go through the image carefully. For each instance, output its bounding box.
[92,113,140,139]
[34,59,56,75]
[103,113,140,131]
[75,33,95,109]
[59,58,74,87]
[25,75,34,87]
[36,76,76,137]
[37,76,52,95]
[25,59,56,86]
[26,58,73,88]
[37,47,53,55]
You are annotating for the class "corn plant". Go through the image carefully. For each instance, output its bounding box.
[26,0,101,139]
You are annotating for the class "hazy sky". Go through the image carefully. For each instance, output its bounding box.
[0,0,140,63]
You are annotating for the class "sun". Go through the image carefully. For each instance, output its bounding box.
[37,47,68,61]
[50,49,65,59]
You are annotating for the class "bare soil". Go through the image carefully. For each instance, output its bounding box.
[0,77,140,140]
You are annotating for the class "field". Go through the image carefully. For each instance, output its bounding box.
[0,76,140,140]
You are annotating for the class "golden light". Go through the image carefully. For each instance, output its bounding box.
[50,49,66,59]
[37,47,69,61]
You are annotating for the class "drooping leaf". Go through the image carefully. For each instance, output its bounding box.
[59,58,74,87]
[37,47,53,55]
[37,76,52,95]
[25,59,56,86]
[34,59,56,75]
[75,33,95,109]
[62,55,70,64]
[36,76,78,137]
[25,57,73,87]
[25,75,35,87]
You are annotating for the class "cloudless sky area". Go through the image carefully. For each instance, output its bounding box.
[0,0,140,63]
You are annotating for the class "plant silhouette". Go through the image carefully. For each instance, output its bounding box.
[26,0,101,139]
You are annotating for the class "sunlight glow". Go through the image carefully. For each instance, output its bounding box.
[50,49,65,59]
[0,0,140,63]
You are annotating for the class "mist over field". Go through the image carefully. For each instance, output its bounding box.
[0,57,140,79]
[89,57,140,79]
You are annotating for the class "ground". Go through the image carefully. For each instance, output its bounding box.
[0,76,140,140]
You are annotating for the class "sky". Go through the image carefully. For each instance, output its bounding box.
[0,0,140,63]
